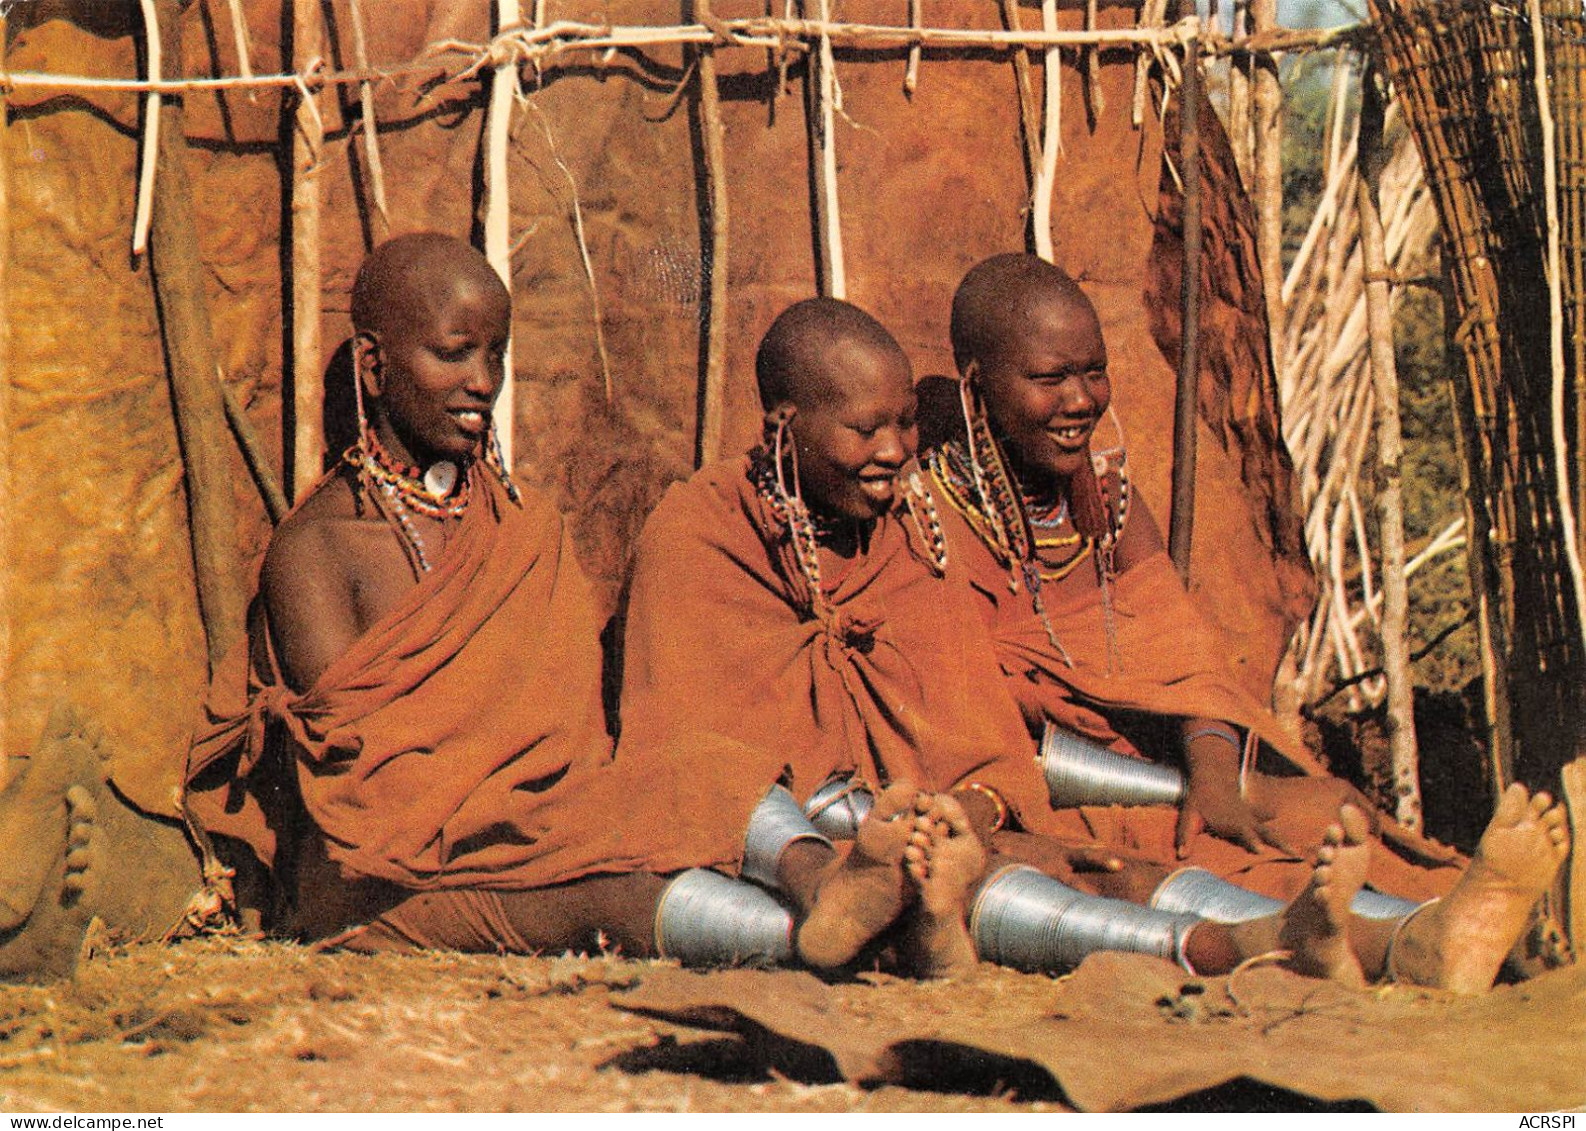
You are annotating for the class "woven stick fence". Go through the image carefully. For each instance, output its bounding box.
[1371,0,1586,792]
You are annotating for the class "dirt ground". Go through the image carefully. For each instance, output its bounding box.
[1,934,1582,1114]
[0,937,1060,1114]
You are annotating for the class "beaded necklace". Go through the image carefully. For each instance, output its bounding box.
[356,423,472,519]
[932,435,1133,670]
[348,422,473,575]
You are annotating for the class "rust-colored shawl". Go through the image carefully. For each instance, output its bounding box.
[929,460,1459,901]
[615,456,1047,827]
[184,471,718,893]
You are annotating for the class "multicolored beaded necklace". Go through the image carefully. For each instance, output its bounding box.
[348,422,473,575]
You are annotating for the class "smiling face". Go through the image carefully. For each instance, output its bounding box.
[971,286,1110,491]
[356,247,511,469]
[787,335,919,522]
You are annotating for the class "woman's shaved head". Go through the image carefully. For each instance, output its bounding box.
[950,253,1097,374]
[351,233,506,339]
[755,297,909,411]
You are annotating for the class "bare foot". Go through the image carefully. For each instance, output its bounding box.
[61,786,99,904]
[1275,804,1370,988]
[796,781,919,969]
[0,713,96,931]
[901,794,988,978]
[1391,783,1571,993]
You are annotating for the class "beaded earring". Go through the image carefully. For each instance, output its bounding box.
[957,373,1033,586]
[485,418,522,505]
[1089,404,1130,673]
[902,470,949,576]
[765,409,831,619]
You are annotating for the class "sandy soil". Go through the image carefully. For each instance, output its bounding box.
[3,933,1581,1114]
[0,937,1060,1114]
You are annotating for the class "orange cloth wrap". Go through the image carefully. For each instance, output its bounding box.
[615,457,1048,823]
[184,472,739,901]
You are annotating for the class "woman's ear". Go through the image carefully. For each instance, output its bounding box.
[762,402,797,438]
[353,331,384,398]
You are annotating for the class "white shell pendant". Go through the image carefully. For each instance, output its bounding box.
[423,460,459,497]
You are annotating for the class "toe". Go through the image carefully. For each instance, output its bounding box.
[1338,804,1370,843]
[1494,782,1529,826]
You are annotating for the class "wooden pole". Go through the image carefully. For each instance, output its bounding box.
[1227,0,1252,186]
[1250,0,1283,336]
[484,0,519,470]
[1356,61,1422,831]
[693,0,731,469]
[347,0,389,237]
[289,0,324,499]
[1030,0,1061,263]
[1167,4,1202,582]
[804,0,846,298]
[997,0,1042,252]
[0,8,11,756]
[149,0,250,673]
[1082,0,1103,121]
[1531,0,1586,663]
[132,0,161,258]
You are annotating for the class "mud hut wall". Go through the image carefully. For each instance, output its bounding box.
[0,0,1310,813]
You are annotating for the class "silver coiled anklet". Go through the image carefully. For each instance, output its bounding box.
[653,869,795,968]
[1150,867,1283,923]
[1150,866,1427,923]
[803,776,875,840]
[741,785,833,887]
[971,865,1201,974]
[1039,723,1185,808]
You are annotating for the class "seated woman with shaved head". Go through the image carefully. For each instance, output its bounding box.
[616,294,1450,988]
[915,251,1572,992]
[182,238,979,973]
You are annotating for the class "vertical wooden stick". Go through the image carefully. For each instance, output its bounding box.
[149,0,249,673]
[1441,269,1513,789]
[0,8,11,754]
[132,0,161,257]
[1357,61,1422,831]
[1168,6,1202,582]
[1227,0,1252,184]
[289,0,324,499]
[1531,0,1586,662]
[1562,757,1586,951]
[904,0,921,95]
[485,0,520,469]
[694,0,731,469]
[998,0,1042,251]
[1082,0,1103,121]
[1030,0,1060,263]
[1251,0,1283,336]
[225,0,254,83]
[347,0,389,234]
[805,0,846,298]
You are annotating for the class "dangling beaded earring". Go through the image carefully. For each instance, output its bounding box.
[766,410,831,619]
[484,418,522,505]
[1090,404,1129,673]
[902,470,948,576]
[957,373,1033,584]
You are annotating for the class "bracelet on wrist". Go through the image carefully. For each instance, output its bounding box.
[961,782,1009,833]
